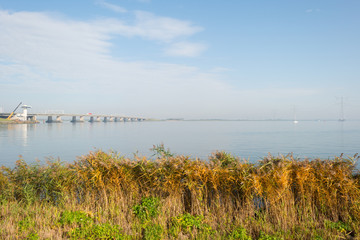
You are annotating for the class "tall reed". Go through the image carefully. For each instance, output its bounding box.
[0,150,359,239]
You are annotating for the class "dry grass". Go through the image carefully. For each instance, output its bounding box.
[0,149,359,239]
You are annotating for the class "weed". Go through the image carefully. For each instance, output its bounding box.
[228,226,252,240]
[59,210,93,227]
[324,219,353,234]
[258,231,283,240]
[26,231,40,240]
[69,223,126,240]
[210,151,239,168]
[133,197,160,223]
[18,216,35,232]
[143,223,163,240]
[170,213,213,238]
[151,144,174,158]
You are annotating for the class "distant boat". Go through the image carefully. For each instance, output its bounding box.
[293,106,299,124]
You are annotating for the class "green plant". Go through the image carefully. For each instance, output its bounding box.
[132,197,160,223]
[210,151,238,168]
[258,232,283,240]
[170,213,213,238]
[151,144,174,158]
[26,232,40,240]
[59,210,93,227]
[228,226,252,240]
[324,219,352,234]
[69,223,126,240]
[18,216,35,233]
[143,223,163,240]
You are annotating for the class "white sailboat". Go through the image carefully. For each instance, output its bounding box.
[293,106,298,124]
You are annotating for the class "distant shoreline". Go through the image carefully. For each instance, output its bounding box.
[0,118,39,124]
[164,118,354,122]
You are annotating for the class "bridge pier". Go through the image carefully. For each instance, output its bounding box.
[71,116,85,123]
[29,115,37,121]
[46,116,53,123]
[89,116,102,122]
[46,116,62,123]
[103,117,108,123]
[56,116,62,122]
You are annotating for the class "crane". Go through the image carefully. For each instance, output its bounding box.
[7,102,22,120]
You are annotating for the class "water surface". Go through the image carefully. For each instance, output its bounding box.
[0,120,359,167]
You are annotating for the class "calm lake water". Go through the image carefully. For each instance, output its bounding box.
[0,120,359,167]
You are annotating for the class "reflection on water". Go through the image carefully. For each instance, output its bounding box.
[339,121,344,148]
[21,124,28,147]
[0,120,359,167]
[3,124,30,147]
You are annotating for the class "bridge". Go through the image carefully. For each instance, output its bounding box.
[0,113,146,123]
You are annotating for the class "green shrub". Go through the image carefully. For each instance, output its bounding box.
[228,226,252,240]
[59,210,93,227]
[143,223,163,240]
[69,223,126,240]
[324,219,352,234]
[170,213,213,238]
[132,197,160,223]
[258,232,283,240]
[59,210,126,239]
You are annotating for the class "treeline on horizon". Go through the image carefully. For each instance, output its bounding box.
[0,146,359,239]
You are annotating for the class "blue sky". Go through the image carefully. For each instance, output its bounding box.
[0,0,359,120]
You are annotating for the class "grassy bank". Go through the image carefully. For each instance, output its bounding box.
[0,147,359,239]
[0,118,13,124]
[0,118,39,124]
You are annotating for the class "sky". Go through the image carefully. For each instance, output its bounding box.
[0,0,359,120]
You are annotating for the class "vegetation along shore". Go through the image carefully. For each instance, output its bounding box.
[0,118,38,124]
[0,146,359,239]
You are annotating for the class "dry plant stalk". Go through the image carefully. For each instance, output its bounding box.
[0,150,359,239]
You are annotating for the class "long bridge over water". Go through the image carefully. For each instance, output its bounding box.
[0,113,146,123]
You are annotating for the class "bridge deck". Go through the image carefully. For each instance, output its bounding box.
[0,113,146,122]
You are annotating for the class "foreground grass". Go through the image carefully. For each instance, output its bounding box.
[0,147,359,239]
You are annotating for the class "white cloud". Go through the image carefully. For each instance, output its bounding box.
[210,67,231,73]
[0,9,230,117]
[96,0,127,13]
[130,11,203,42]
[165,42,207,57]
